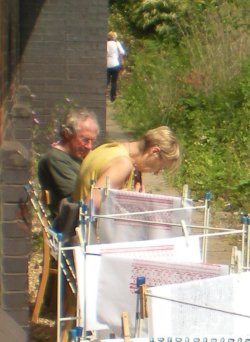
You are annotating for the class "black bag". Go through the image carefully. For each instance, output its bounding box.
[53,197,79,240]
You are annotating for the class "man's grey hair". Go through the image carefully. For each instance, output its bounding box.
[60,107,100,137]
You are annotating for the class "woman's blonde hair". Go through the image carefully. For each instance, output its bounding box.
[107,31,117,41]
[140,126,181,173]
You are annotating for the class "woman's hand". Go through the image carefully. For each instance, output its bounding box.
[134,181,145,193]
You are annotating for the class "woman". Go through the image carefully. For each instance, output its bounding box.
[74,126,181,210]
[107,31,125,102]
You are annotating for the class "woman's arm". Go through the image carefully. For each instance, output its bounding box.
[86,156,133,210]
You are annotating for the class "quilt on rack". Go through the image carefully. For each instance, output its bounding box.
[73,235,228,335]
[96,254,229,337]
[97,189,193,244]
[74,235,201,331]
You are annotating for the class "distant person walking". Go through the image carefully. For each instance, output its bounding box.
[107,31,126,102]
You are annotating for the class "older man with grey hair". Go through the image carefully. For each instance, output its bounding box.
[38,107,100,218]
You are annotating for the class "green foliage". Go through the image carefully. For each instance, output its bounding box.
[111,1,250,211]
[109,0,222,44]
[32,231,43,252]
[116,40,184,133]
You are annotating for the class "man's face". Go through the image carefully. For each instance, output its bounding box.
[68,118,98,160]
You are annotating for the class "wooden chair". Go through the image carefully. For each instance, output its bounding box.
[25,182,77,324]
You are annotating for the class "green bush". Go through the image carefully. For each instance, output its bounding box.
[111,1,250,211]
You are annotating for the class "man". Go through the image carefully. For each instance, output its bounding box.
[38,107,100,219]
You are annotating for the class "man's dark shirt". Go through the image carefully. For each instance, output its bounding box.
[38,148,81,218]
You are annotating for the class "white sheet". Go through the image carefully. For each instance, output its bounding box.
[96,256,229,337]
[148,271,250,336]
[87,235,202,262]
[74,247,108,331]
[74,235,202,332]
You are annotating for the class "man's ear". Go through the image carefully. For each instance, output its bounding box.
[63,127,74,140]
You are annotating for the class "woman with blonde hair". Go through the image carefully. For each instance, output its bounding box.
[107,31,126,102]
[74,126,181,210]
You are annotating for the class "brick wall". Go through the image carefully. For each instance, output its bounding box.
[0,0,20,143]
[0,1,108,336]
[20,0,108,147]
[0,85,32,339]
[0,1,31,336]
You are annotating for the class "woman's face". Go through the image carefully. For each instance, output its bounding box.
[137,147,169,175]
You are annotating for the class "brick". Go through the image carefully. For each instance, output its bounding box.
[1,169,30,185]
[0,149,30,168]
[3,274,28,292]
[22,62,65,75]
[5,117,32,129]
[11,105,32,118]
[3,238,30,257]
[2,256,29,274]
[2,292,28,309]
[15,128,33,140]
[2,222,30,239]
[2,203,21,221]
[2,185,28,202]
[2,201,31,222]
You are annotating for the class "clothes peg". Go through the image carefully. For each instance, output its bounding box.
[135,276,146,337]
[121,311,130,342]
[139,283,148,319]
[230,246,238,273]
[181,184,189,206]
[181,219,189,246]
[105,176,110,196]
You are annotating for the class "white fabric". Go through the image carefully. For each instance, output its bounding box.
[107,41,125,68]
[100,337,249,341]
[74,247,109,331]
[74,235,201,332]
[148,271,250,336]
[100,338,149,342]
[87,235,201,263]
[96,256,229,337]
[97,190,193,244]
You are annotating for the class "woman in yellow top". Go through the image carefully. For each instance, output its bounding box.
[74,126,181,210]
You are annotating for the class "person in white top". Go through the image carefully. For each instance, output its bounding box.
[107,31,126,102]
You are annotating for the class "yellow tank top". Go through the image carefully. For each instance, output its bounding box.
[74,142,134,201]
